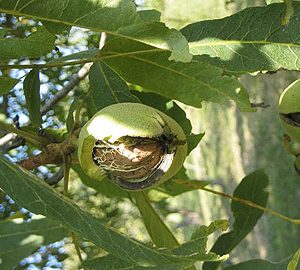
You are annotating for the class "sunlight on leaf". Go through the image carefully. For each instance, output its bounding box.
[182,3,300,73]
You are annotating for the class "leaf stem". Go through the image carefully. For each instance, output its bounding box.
[0,59,93,70]
[199,186,300,225]
[282,0,294,26]
[71,232,83,263]
[62,151,71,196]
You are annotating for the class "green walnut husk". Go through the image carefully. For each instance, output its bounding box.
[78,103,187,190]
[279,79,300,143]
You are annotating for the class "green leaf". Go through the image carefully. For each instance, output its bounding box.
[42,21,71,34]
[83,255,188,270]
[0,28,6,38]
[0,26,55,59]
[181,3,300,73]
[66,98,79,132]
[83,255,134,270]
[134,192,179,249]
[72,164,129,198]
[138,9,161,22]
[102,38,252,112]
[0,0,191,62]
[171,220,229,261]
[84,220,228,270]
[288,249,300,270]
[86,61,139,115]
[0,76,18,95]
[23,69,42,127]
[1,235,43,269]
[203,170,269,270]
[119,22,192,62]
[223,258,290,270]
[187,133,205,155]
[0,156,197,267]
[0,218,67,269]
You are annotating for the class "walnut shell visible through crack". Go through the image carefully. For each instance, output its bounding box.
[92,137,167,181]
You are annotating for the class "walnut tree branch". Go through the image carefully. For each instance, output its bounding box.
[41,63,92,115]
[19,129,80,170]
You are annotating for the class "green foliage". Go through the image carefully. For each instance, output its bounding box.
[138,9,161,22]
[0,218,67,269]
[288,249,300,270]
[0,26,55,59]
[0,1,299,269]
[83,255,187,270]
[0,0,191,62]
[49,40,252,111]
[171,220,229,261]
[101,38,253,111]
[0,157,225,268]
[86,61,139,115]
[0,76,18,95]
[181,3,300,73]
[23,69,42,127]
[134,192,179,249]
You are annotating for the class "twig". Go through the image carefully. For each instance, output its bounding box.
[0,133,24,152]
[199,186,300,226]
[41,63,92,115]
[44,166,64,186]
[251,102,270,109]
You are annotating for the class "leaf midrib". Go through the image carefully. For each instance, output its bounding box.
[127,55,238,102]
[0,7,153,47]
[189,40,300,48]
